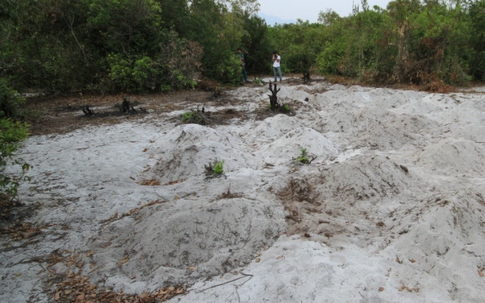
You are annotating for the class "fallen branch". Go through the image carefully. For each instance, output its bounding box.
[196,272,254,293]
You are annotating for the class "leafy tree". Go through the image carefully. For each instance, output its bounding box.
[468,0,485,81]
[239,14,272,76]
[267,21,328,78]
[318,8,341,26]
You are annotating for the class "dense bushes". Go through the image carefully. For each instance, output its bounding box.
[0,0,263,94]
[267,0,485,87]
[2,0,485,94]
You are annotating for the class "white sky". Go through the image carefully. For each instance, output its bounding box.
[257,0,392,22]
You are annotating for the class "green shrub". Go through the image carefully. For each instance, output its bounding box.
[181,111,196,123]
[0,81,31,202]
[0,78,25,118]
[0,118,31,201]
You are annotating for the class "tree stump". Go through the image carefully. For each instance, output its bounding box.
[303,70,311,82]
[82,106,94,116]
[268,81,281,110]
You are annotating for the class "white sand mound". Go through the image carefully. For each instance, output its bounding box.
[451,124,485,142]
[380,190,485,302]
[149,124,257,183]
[6,80,485,303]
[244,114,304,145]
[416,138,485,176]
[89,197,286,289]
[321,104,439,150]
[318,153,415,201]
[256,127,338,165]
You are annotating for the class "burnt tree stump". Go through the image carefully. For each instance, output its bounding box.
[82,106,94,116]
[268,81,281,110]
[303,70,311,82]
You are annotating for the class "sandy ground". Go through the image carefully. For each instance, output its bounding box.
[2,77,485,302]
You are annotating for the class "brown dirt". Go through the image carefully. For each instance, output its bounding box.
[23,76,319,137]
[24,89,248,136]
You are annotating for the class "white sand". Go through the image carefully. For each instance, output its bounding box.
[2,80,485,302]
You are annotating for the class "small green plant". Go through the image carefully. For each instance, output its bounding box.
[253,78,263,85]
[205,160,225,178]
[295,147,313,164]
[213,160,224,175]
[181,109,210,125]
[283,104,291,112]
[181,111,196,123]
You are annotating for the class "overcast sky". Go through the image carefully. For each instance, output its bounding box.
[257,0,392,23]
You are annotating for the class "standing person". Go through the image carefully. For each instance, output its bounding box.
[272,51,282,82]
[237,48,250,85]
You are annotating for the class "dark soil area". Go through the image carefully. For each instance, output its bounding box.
[24,75,322,136]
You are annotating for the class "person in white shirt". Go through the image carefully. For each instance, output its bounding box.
[272,51,282,82]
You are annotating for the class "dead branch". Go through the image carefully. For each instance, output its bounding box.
[82,106,94,116]
[196,272,254,293]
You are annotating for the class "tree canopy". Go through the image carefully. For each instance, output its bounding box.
[1,0,485,94]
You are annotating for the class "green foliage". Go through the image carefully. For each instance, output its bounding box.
[240,14,273,75]
[106,33,202,92]
[181,109,210,125]
[0,81,30,201]
[107,54,161,92]
[466,0,485,81]
[295,147,309,164]
[2,0,484,93]
[213,160,224,175]
[0,118,31,201]
[253,77,263,85]
[204,159,225,178]
[270,21,326,75]
[0,78,25,118]
[181,111,196,123]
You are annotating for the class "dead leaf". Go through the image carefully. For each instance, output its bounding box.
[479,269,484,277]
[255,257,261,263]
[120,256,129,264]
[276,255,284,260]
[409,259,416,263]
[378,287,384,292]
[76,293,85,300]
[398,285,405,292]
[55,292,61,301]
